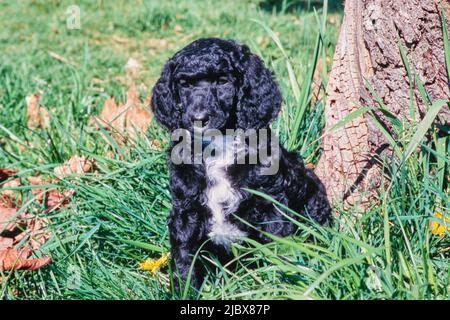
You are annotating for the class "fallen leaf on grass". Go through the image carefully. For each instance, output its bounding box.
[0,169,21,205]
[125,102,153,140]
[0,247,51,271]
[89,83,153,144]
[27,176,46,202]
[0,168,17,182]
[1,177,21,200]
[0,238,13,250]
[0,205,51,271]
[14,216,51,251]
[0,194,18,209]
[122,84,153,140]
[0,207,19,233]
[44,188,74,213]
[1,171,74,212]
[27,175,71,212]
[92,97,123,129]
[54,155,93,177]
[26,93,50,130]
[49,156,91,211]
[0,160,86,272]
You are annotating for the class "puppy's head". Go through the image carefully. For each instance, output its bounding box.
[151,38,282,132]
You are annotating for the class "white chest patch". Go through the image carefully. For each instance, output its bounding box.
[204,136,246,246]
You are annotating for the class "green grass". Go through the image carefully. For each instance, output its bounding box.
[0,0,449,300]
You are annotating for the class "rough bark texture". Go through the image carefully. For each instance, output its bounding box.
[315,0,450,209]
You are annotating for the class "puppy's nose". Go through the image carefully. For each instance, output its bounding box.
[190,113,209,124]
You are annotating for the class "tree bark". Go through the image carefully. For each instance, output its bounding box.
[316,0,450,210]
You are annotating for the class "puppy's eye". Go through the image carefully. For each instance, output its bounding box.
[217,77,229,85]
[179,79,190,88]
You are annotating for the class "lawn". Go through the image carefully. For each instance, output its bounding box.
[0,0,448,300]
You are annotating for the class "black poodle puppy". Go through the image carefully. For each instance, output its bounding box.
[151,38,331,289]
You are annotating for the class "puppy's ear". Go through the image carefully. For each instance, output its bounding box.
[151,60,180,131]
[236,46,282,129]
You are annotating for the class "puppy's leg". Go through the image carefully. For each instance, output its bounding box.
[304,168,332,225]
[170,244,204,290]
[281,149,331,225]
[168,208,206,291]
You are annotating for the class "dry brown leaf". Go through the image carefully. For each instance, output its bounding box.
[0,204,52,272]
[0,247,51,271]
[0,237,13,250]
[89,96,123,128]
[0,194,18,209]
[14,217,51,251]
[122,84,152,141]
[1,177,21,200]
[0,168,65,273]
[45,188,74,213]
[0,168,17,182]
[33,226,50,251]
[0,169,21,211]
[0,207,19,234]
[27,176,46,202]
[0,169,20,204]
[124,83,140,107]
[53,156,93,177]
[89,96,126,145]
[28,219,51,251]
[27,176,44,185]
[89,83,153,145]
[125,105,153,140]
[26,94,50,129]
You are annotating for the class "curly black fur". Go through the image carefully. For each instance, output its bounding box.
[151,38,331,289]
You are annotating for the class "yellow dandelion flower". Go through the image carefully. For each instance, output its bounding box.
[139,253,169,275]
[429,211,450,237]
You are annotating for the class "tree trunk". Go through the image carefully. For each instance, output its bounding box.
[316,0,450,209]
